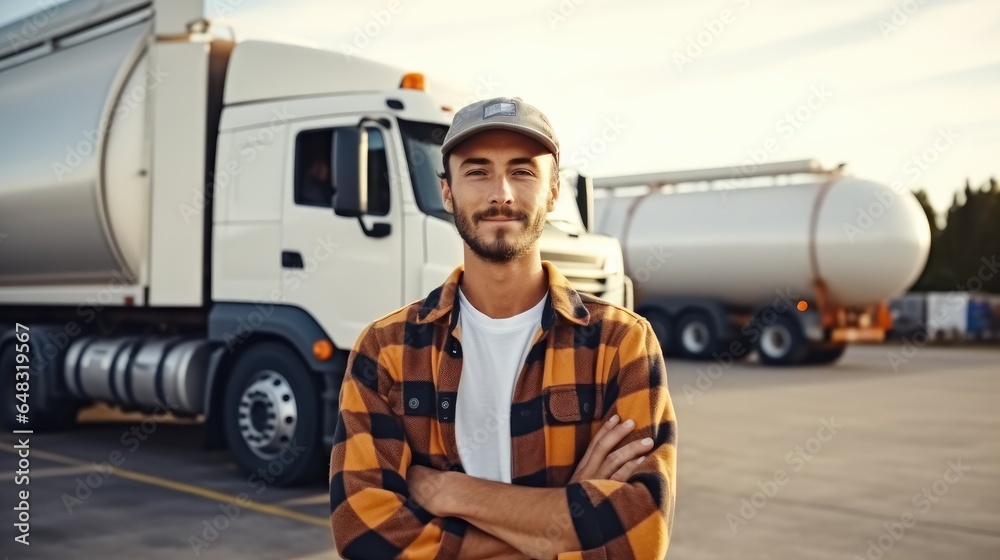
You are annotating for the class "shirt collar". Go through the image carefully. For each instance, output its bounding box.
[415,261,591,327]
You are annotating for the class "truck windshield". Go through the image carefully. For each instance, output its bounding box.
[398,118,586,233]
[549,171,587,234]
[398,119,451,221]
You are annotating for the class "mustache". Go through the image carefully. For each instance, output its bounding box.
[473,207,526,221]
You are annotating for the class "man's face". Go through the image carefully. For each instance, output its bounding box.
[441,129,558,264]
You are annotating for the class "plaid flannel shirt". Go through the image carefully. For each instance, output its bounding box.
[330,261,677,560]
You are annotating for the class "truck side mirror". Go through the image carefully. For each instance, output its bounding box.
[575,173,594,233]
[331,127,368,217]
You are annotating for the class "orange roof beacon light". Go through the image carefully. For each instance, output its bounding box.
[400,72,425,91]
[313,339,334,361]
[797,300,809,312]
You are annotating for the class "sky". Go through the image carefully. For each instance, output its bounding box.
[2,0,997,213]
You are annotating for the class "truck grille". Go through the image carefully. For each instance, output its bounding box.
[541,250,609,298]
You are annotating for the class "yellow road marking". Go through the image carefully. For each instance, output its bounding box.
[279,493,330,507]
[1,464,94,481]
[0,445,329,528]
[287,551,342,560]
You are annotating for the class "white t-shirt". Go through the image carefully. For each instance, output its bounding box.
[454,286,547,483]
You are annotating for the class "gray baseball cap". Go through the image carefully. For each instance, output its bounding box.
[441,96,560,163]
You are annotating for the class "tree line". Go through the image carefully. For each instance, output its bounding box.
[911,177,1000,294]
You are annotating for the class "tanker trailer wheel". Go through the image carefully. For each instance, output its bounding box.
[804,344,847,365]
[222,342,324,487]
[0,342,79,432]
[640,308,673,355]
[756,313,809,366]
[675,311,719,360]
[1,343,29,431]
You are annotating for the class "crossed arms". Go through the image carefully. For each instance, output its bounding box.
[329,318,677,560]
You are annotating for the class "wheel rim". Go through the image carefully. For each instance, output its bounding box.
[681,320,710,354]
[760,324,792,359]
[237,369,298,461]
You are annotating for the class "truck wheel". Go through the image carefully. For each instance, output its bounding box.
[1,343,26,430]
[0,343,79,432]
[640,308,673,355]
[222,342,324,487]
[805,344,847,365]
[756,314,808,366]
[675,311,719,360]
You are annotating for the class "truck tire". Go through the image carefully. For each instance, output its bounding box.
[674,310,719,360]
[0,343,79,432]
[222,342,324,487]
[805,344,847,365]
[640,308,673,355]
[1,343,27,431]
[756,313,809,366]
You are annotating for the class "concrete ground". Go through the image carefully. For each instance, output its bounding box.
[1,343,998,559]
[666,343,1000,560]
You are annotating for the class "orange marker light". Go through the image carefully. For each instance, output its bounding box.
[313,339,334,361]
[400,72,425,91]
[797,300,809,311]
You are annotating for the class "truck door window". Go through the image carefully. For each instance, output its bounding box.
[294,127,390,216]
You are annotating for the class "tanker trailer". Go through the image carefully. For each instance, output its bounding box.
[593,160,931,366]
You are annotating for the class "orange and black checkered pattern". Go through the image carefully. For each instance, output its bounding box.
[330,261,677,559]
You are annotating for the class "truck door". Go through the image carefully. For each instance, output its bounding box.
[282,118,403,349]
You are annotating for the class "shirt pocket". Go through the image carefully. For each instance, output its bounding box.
[544,385,597,424]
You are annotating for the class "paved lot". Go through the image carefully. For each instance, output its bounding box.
[667,344,1000,560]
[2,343,998,559]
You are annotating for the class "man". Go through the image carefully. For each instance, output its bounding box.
[330,97,677,560]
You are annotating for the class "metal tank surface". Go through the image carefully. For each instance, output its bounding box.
[0,19,150,285]
[594,177,931,308]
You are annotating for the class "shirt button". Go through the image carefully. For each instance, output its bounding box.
[408,398,420,409]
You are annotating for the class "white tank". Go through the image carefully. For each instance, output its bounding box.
[594,177,931,308]
[0,20,149,286]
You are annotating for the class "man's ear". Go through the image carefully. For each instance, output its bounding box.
[440,178,454,214]
[547,177,559,212]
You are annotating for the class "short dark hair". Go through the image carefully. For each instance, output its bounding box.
[437,151,559,189]
[437,153,451,183]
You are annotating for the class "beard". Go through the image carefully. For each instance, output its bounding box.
[454,202,548,264]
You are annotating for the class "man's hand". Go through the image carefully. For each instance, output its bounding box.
[406,464,452,516]
[569,414,653,483]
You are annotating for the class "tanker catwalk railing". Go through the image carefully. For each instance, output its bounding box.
[592,159,844,191]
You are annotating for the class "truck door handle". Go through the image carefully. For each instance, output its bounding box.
[281,251,304,269]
